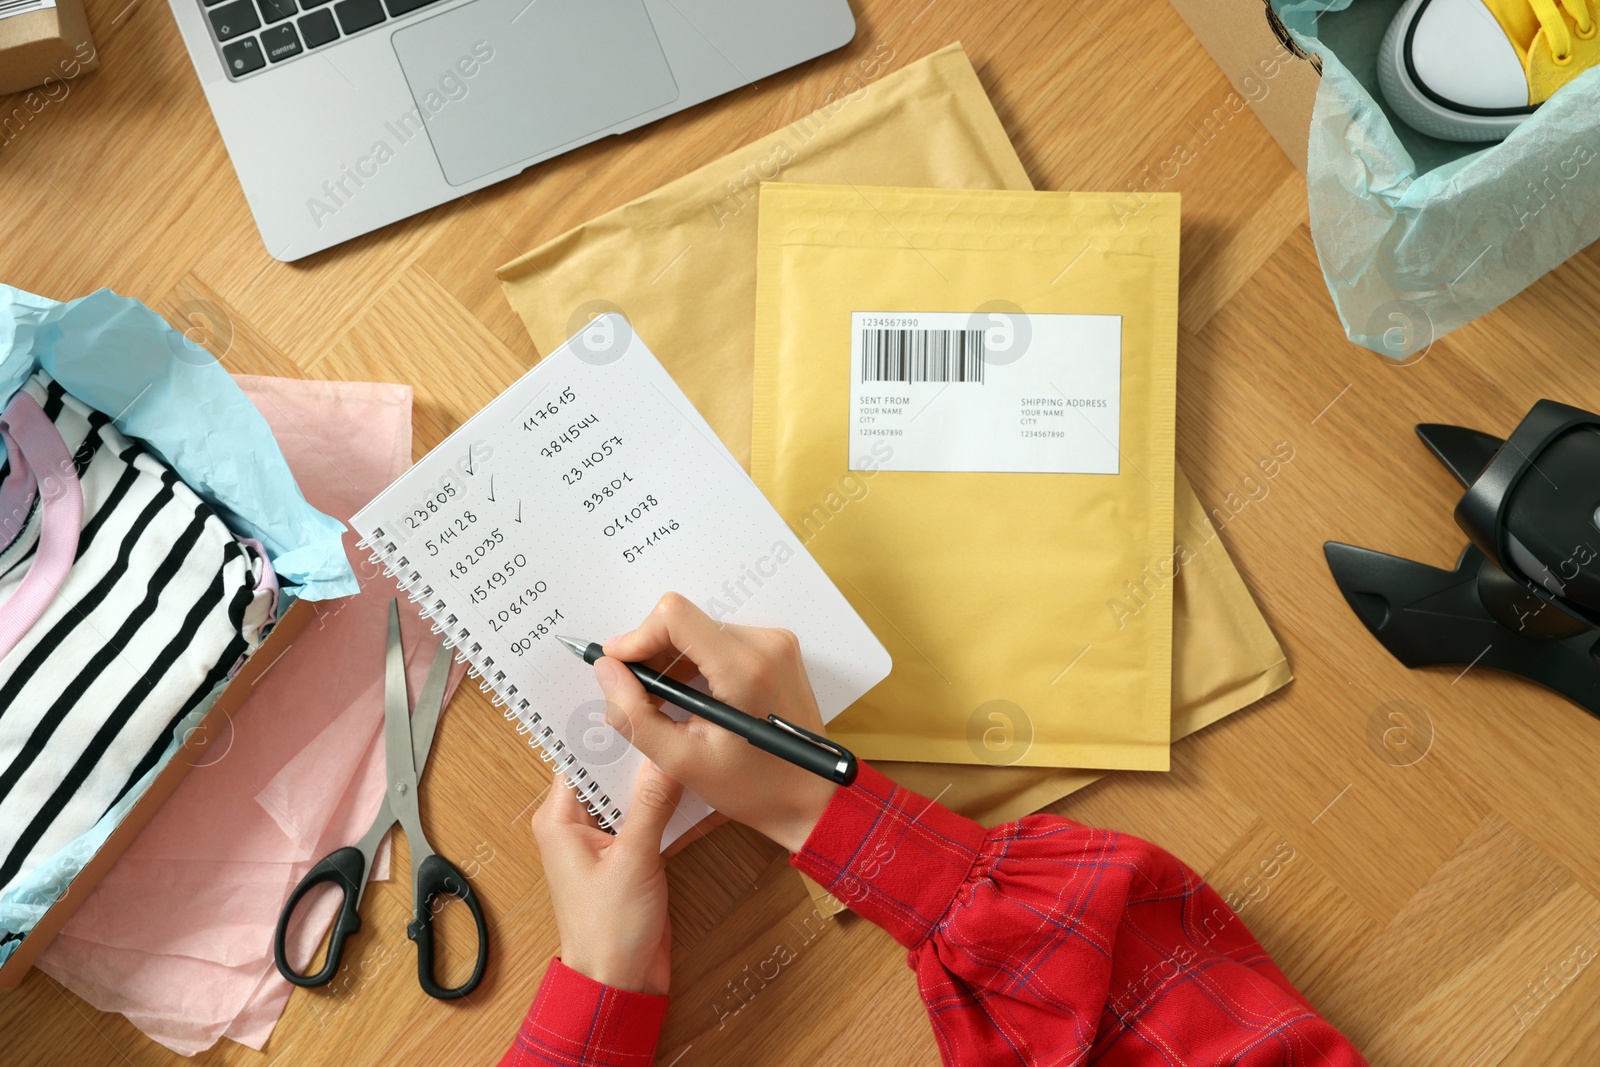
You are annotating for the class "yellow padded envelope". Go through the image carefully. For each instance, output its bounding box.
[496,45,1291,821]
[753,183,1179,770]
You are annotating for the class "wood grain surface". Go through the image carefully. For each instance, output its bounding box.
[5,0,1600,1063]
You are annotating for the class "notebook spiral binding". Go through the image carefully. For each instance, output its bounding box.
[360,530,625,829]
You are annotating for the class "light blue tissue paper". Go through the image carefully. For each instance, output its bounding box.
[1278,1,1600,358]
[0,284,356,598]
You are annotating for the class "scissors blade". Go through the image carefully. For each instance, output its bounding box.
[345,796,396,910]
[409,633,452,776]
[385,601,434,870]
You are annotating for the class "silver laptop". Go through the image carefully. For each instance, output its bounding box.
[168,0,855,261]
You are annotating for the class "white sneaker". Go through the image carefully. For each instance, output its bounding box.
[1378,0,1599,142]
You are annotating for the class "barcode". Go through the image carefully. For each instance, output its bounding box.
[861,329,985,384]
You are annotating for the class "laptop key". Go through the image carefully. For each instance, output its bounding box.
[333,0,384,34]
[221,36,266,75]
[261,22,302,61]
[209,0,260,40]
[256,0,296,23]
[384,0,439,17]
[297,8,338,47]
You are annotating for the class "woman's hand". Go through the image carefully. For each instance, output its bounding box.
[596,593,839,853]
[530,761,683,995]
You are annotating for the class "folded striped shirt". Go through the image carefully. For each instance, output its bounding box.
[0,373,275,900]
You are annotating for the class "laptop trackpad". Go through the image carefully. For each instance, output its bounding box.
[392,0,679,186]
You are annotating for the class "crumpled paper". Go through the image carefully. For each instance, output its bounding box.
[34,376,465,1055]
[0,286,355,598]
[1279,0,1600,356]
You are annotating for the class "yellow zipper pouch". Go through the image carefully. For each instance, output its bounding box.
[753,183,1179,770]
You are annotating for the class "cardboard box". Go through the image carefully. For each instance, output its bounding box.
[0,598,317,990]
[0,0,98,98]
[1169,0,1320,172]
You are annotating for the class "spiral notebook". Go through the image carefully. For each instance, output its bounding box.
[352,317,891,844]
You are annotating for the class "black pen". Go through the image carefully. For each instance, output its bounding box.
[555,635,858,786]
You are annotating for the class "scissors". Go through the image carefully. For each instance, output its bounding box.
[273,599,489,999]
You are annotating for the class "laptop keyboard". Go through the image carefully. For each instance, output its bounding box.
[205,0,443,79]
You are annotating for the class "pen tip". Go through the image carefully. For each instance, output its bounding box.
[555,635,588,658]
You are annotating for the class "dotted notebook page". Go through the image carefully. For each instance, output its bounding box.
[352,316,890,845]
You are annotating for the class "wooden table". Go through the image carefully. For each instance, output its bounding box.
[6,1,1600,1063]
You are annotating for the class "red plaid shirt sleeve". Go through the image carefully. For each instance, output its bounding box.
[497,958,668,1067]
[791,764,1369,1066]
[500,764,1368,1066]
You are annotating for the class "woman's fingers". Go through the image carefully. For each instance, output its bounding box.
[640,649,705,687]
[531,774,610,861]
[538,774,594,826]
[596,657,697,777]
[618,761,685,854]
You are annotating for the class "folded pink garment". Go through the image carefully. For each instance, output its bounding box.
[36,376,464,1055]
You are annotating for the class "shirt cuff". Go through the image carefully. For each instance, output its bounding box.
[503,958,668,1067]
[789,763,987,948]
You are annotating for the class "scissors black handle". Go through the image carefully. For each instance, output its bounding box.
[407,853,489,999]
[273,845,367,987]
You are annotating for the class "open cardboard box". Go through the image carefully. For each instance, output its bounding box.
[1169,0,1320,173]
[0,0,98,98]
[1173,0,1600,356]
[0,598,318,989]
